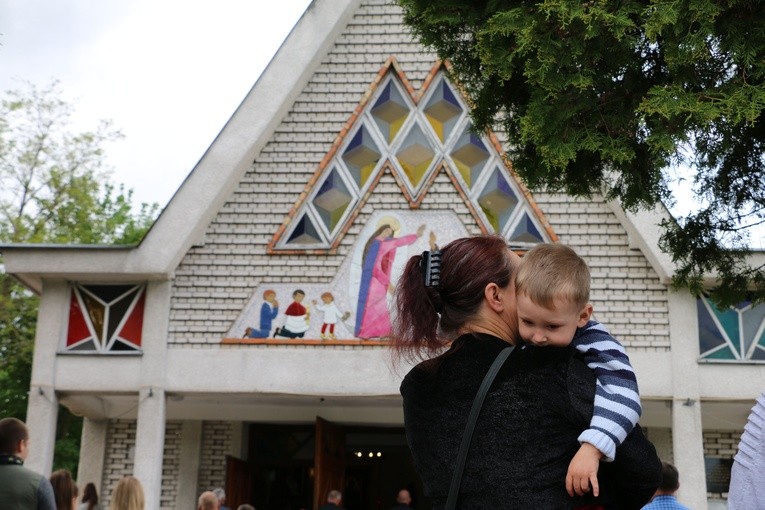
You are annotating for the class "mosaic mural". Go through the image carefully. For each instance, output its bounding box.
[229,210,467,340]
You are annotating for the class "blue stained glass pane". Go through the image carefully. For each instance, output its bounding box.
[347,128,364,151]
[286,214,322,245]
[375,82,392,106]
[697,298,727,354]
[708,298,740,354]
[442,81,459,108]
[509,213,543,243]
[705,344,736,360]
[751,346,765,360]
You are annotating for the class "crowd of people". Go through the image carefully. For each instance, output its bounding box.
[0,417,254,510]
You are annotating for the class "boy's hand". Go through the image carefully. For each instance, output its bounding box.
[566,442,602,497]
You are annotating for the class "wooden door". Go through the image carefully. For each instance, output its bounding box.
[225,455,256,509]
[313,416,346,509]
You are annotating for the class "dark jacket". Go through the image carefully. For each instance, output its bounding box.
[401,333,661,509]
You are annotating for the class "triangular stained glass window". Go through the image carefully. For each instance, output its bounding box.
[270,58,556,252]
[65,284,145,353]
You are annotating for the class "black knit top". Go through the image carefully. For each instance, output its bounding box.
[400,333,661,509]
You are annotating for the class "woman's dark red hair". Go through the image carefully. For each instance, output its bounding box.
[391,235,513,361]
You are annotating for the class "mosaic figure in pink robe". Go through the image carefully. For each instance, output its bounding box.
[355,223,425,339]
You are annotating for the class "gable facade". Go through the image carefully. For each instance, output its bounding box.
[3,1,764,509]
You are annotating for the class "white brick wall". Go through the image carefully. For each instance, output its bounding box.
[160,421,183,510]
[101,420,136,508]
[196,421,233,497]
[100,419,184,510]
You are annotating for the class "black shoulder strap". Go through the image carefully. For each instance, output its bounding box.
[445,345,514,510]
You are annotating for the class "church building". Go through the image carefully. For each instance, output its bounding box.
[3,1,765,509]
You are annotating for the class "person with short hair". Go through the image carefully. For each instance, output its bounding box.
[108,476,144,510]
[235,505,255,510]
[197,491,220,510]
[212,487,229,510]
[388,488,412,509]
[274,289,310,338]
[515,243,642,497]
[640,461,691,509]
[317,489,344,509]
[244,290,279,338]
[50,469,78,510]
[0,417,56,510]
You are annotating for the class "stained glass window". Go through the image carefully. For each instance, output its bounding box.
[274,64,552,250]
[65,284,145,353]
[698,296,765,361]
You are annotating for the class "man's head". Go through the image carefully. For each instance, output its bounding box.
[293,289,305,302]
[0,417,29,458]
[515,243,593,347]
[213,487,226,504]
[656,461,681,495]
[396,489,412,505]
[327,489,342,504]
[198,491,220,510]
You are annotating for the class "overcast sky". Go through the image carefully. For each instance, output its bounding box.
[0,0,312,208]
[1,1,761,249]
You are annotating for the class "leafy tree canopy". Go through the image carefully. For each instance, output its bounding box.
[397,0,765,306]
[0,81,159,471]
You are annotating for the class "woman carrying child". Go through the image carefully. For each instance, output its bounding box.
[391,235,660,509]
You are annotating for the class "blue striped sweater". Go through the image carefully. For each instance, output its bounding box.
[573,320,642,462]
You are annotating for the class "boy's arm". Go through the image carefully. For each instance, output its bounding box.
[566,442,602,497]
[573,321,641,462]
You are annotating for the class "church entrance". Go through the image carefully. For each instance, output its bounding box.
[225,418,428,510]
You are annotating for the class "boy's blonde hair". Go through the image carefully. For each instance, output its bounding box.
[515,243,590,309]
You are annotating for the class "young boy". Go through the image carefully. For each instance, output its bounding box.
[515,243,641,500]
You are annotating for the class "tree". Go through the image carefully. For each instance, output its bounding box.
[0,81,159,472]
[397,0,765,306]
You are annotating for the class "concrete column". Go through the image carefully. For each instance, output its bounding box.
[671,400,707,508]
[176,421,203,510]
[132,280,171,508]
[667,291,707,509]
[24,387,58,475]
[133,387,166,509]
[25,281,68,475]
[77,418,108,494]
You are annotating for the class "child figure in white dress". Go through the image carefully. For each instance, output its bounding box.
[313,292,348,339]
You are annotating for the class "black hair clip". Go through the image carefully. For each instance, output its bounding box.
[422,250,442,288]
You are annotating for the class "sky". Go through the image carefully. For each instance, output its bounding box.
[0,0,313,209]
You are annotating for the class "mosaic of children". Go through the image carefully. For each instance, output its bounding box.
[236,212,455,340]
[244,289,351,340]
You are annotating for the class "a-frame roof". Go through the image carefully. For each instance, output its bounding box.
[1,0,677,294]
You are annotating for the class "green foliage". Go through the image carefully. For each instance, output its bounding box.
[397,0,765,306]
[0,274,36,419]
[0,81,159,472]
